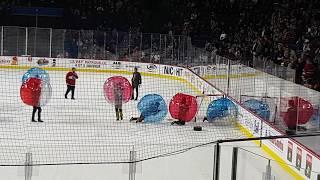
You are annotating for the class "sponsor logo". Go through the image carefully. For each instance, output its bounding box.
[254,120,260,134]
[0,58,11,65]
[163,66,183,76]
[190,76,195,84]
[147,64,157,71]
[126,64,141,69]
[270,139,284,152]
[52,59,56,67]
[268,129,283,152]
[11,56,18,65]
[71,59,108,68]
[207,66,216,71]
[112,61,121,69]
[37,58,49,66]
[264,127,270,136]
[86,64,101,68]
[239,115,255,131]
[192,67,201,75]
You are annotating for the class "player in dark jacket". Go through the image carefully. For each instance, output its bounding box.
[65,67,78,99]
[131,67,141,100]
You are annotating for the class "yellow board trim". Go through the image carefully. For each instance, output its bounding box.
[0,65,303,179]
[236,123,304,180]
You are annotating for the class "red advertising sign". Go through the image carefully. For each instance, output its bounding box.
[296,147,302,170]
[305,154,312,178]
[287,141,293,162]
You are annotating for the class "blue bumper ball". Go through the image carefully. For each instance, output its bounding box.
[206,97,237,122]
[22,67,50,83]
[138,94,168,123]
[243,99,270,120]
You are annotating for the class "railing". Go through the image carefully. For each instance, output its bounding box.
[193,53,318,132]
[2,26,312,134]
[190,53,320,179]
[188,48,296,83]
[0,26,193,65]
[0,26,296,83]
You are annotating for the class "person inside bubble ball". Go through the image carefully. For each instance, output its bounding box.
[30,74,44,122]
[65,67,78,100]
[32,106,43,122]
[114,82,124,121]
[285,99,298,131]
[135,101,161,123]
[284,99,307,133]
[171,97,189,126]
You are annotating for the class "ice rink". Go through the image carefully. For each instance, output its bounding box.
[0,68,245,164]
[0,67,294,179]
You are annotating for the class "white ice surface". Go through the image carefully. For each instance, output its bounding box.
[0,68,293,180]
[0,69,243,165]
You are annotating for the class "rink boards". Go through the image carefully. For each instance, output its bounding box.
[0,56,319,179]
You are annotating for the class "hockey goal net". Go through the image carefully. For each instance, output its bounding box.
[195,94,238,125]
[240,94,279,123]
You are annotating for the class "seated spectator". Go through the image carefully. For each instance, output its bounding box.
[314,80,320,91]
[304,78,315,89]
[302,58,316,82]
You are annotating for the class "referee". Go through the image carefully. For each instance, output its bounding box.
[131,67,141,100]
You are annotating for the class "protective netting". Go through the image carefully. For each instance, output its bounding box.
[240,95,278,123]
[196,94,238,125]
[0,66,244,166]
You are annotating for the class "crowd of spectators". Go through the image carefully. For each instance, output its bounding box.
[198,0,320,92]
[1,0,320,91]
[178,0,320,92]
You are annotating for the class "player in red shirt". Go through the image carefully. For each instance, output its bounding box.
[65,67,78,100]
